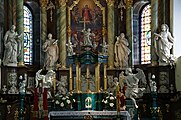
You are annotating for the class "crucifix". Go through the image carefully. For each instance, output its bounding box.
[79,17,90,31]
[47,0,55,22]
[118,0,126,21]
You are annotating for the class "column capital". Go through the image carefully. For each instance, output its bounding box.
[106,0,115,6]
[40,0,48,8]
[57,0,67,7]
[126,0,133,8]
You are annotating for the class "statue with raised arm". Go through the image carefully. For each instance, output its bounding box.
[82,28,95,47]
[66,40,75,56]
[114,33,131,68]
[43,33,59,70]
[154,24,174,65]
[101,40,109,56]
[124,68,146,108]
[3,25,22,66]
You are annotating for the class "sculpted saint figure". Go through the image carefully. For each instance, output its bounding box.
[3,25,22,66]
[114,33,131,68]
[82,28,95,47]
[66,40,74,56]
[43,33,59,70]
[154,24,174,65]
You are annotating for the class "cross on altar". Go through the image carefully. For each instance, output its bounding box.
[79,17,90,30]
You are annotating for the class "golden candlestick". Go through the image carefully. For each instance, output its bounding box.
[54,77,56,95]
[69,64,73,91]
[78,64,81,91]
[76,63,79,92]
[95,63,98,92]
[86,64,90,92]
[104,64,107,91]
[97,63,100,92]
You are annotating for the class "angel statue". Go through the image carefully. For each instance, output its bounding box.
[124,68,146,108]
[35,69,56,98]
[154,24,174,65]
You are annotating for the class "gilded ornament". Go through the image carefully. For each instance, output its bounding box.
[126,0,133,8]
[57,0,67,7]
[106,0,115,6]
[102,26,106,36]
[67,26,71,36]
[40,0,48,8]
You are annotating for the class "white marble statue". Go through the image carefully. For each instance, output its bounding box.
[101,40,108,56]
[56,76,68,95]
[43,33,59,70]
[154,24,174,65]
[66,40,75,56]
[3,25,22,66]
[35,69,56,98]
[149,79,157,92]
[124,68,146,108]
[114,33,131,68]
[19,80,26,93]
[82,28,95,46]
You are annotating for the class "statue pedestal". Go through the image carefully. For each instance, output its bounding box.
[125,99,138,120]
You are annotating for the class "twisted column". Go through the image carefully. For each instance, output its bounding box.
[16,0,24,66]
[106,0,115,69]
[40,0,48,65]
[151,0,158,66]
[58,0,67,68]
[126,0,133,67]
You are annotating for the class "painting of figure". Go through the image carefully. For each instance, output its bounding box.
[70,0,103,52]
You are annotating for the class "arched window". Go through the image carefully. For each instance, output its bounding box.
[24,6,33,65]
[141,4,151,64]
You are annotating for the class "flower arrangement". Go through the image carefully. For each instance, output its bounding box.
[53,92,76,110]
[102,92,116,110]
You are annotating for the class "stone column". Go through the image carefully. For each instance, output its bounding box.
[126,0,133,67]
[107,0,115,69]
[0,0,4,57]
[16,0,24,66]
[151,0,158,66]
[58,0,67,69]
[40,0,47,65]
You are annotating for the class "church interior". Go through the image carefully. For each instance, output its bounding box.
[0,0,181,120]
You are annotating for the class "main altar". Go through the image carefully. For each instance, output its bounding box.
[0,0,180,120]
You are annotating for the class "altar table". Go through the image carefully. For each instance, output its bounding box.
[48,111,131,120]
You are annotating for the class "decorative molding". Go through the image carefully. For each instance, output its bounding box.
[126,0,133,8]
[40,0,48,8]
[106,0,115,6]
[57,0,67,7]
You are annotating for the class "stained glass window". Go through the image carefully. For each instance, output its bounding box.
[24,6,33,65]
[141,4,151,64]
